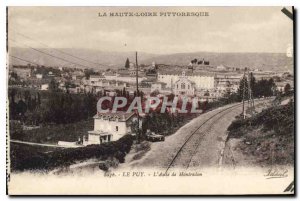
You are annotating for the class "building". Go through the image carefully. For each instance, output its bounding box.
[151,82,167,93]
[216,65,227,71]
[252,71,275,80]
[36,74,43,79]
[13,67,31,79]
[104,69,147,84]
[276,81,293,92]
[72,75,83,80]
[40,83,49,90]
[157,69,215,89]
[89,75,106,85]
[215,73,242,94]
[173,71,196,96]
[68,86,81,94]
[48,71,54,77]
[84,112,136,145]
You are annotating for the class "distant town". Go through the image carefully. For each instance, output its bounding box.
[9,57,293,98]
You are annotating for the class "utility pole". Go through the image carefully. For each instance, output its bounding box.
[242,67,255,119]
[247,72,255,111]
[135,51,140,143]
[242,68,246,119]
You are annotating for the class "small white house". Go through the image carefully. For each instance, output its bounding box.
[106,91,117,97]
[151,82,167,92]
[83,111,136,145]
[41,83,49,90]
[36,74,43,79]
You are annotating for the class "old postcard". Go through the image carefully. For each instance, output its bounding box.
[6,6,294,195]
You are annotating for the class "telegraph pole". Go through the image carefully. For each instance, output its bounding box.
[135,51,140,143]
[242,68,246,119]
[247,72,255,110]
[242,67,255,119]
[136,51,139,96]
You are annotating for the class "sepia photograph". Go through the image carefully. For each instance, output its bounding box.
[6,6,295,195]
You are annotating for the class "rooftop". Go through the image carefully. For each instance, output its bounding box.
[90,74,105,78]
[158,69,215,77]
[94,111,135,122]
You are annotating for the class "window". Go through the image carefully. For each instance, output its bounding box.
[181,83,185,89]
[116,126,118,132]
[188,85,190,89]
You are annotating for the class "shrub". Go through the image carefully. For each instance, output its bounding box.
[11,135,134,172]
[227,102,294,138]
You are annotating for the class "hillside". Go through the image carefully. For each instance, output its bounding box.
[224,100,294,167]
[8,47,292,72]
[8,47,157,70]
[142,52,292,72]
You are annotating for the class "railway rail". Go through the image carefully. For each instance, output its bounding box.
[165,98,272,173]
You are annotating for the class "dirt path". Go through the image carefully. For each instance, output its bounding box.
[10,139,83,148]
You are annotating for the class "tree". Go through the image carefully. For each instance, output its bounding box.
[237,76,248,101]
[122,87,126,97]
[204,90,210,96]
[125,58,130,69]
[16,100,27,118]
[268,78,276,96]
[49,79,59,92]
[249,73,257,97]
[9,88,17,119]
[167,93,175,102]
[150,90,160,97]
[84,68,99,79]
[284,83,291,94]
[37,92,41,106]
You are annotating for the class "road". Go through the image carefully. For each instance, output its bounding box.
[127,98,272,171]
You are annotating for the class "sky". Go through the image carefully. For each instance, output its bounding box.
[8,7,293,54]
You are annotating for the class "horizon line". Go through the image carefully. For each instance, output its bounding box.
[8,47,287,55]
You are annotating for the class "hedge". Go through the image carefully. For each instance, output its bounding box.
[11,134,134,172]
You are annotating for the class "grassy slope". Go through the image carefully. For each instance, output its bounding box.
[226,101,294,167]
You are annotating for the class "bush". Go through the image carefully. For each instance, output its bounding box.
[11,135,134,172]
[227,119,245,131]
[227,102,294,138]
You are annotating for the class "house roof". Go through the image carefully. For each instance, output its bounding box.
[174,77,195,85]
[90,75,105,78]
[158,69,215,77]
[152,82,167,85]
[94,111,135,122]
[88,130,112,136]
[104,72,116,76]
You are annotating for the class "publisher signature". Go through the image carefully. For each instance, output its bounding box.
[264,168,288,179]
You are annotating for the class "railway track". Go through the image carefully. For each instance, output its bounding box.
[165,102,242,172]
[165,98,272,173]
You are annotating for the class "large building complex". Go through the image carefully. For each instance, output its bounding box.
[157,70,215,89]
